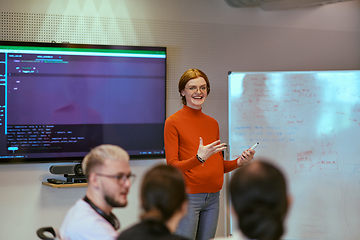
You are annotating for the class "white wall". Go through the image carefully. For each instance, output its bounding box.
[0,0,359,239]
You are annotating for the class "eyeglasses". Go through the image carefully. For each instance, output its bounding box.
[185,86,208,93]
[95,172,136,184]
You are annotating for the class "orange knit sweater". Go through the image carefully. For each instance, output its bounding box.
[164,105,238,194]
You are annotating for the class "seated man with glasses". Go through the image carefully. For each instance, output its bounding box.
[60,144,135,240]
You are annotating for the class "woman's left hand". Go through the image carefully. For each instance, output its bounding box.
[237,148,255,167]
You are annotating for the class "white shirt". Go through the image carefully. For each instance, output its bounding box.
[213,230,249,240]
[60,199,119,240]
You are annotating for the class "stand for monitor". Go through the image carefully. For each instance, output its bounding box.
[42,181,87,188]
[44,164,87,187]
[64,174,87,183]
[43,173,87,188]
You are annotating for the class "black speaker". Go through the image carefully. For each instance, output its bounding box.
[49,164,83,175]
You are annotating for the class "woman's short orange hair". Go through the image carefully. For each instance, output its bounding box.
[178,69,210,105]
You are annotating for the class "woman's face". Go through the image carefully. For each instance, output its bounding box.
[181,77,208,110]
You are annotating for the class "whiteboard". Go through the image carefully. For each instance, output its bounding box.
[228,70,360,240]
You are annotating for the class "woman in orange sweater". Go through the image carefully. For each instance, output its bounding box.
[164,69,255,240]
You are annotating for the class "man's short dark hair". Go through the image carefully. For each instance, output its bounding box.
[229,159,288,240]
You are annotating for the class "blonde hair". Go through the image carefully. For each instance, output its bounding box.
[82,144,129,175]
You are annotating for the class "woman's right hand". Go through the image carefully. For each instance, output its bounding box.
[197,137,227,161]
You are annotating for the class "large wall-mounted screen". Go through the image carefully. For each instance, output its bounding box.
[0,41,166,163]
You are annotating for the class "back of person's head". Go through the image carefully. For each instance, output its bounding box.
[82,144,129,176]
[140,164,187,223]
[229,159,288,240]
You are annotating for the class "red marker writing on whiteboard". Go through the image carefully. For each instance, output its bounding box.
[250,142,260,150]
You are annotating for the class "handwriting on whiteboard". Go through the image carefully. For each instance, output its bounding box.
[295,149,338,173]
[229,71,360,177]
